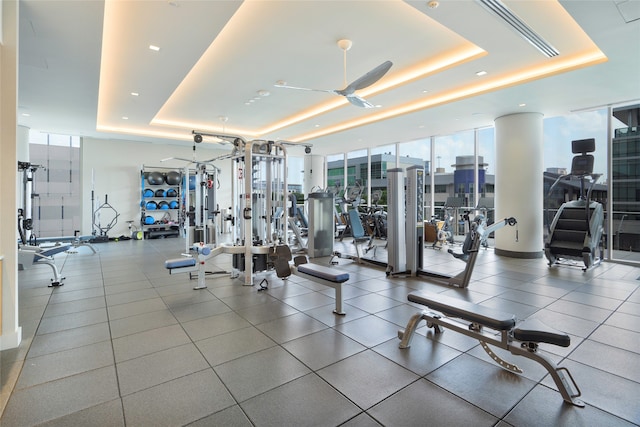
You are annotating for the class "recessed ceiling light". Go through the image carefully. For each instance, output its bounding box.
[422,90,429,94]
[476,71,487,76]
[519,103,526,107]
[245,102,251,106]
[149,45,160,51]
[22,113,31,117]
[122,116,129,120]
[257,90,270,97]
[130,92,139,96]
[314,124,320,128]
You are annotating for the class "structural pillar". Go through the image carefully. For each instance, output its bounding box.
[1,0,22,350]
[494,112,543,258]
[303,154,324,195]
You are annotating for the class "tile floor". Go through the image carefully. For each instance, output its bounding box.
[1,236,639,426]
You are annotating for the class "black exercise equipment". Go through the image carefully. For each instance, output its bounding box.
[544,138,604,271]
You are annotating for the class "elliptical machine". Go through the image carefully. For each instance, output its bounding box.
[544,138,604,271]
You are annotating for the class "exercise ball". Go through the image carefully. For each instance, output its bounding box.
[165,171,181,185]
[158,201,170,210]
[144,216,155,225]
[166,188,178,198]
[147,171,164,185]
[143,189,155,198]
[154,189,166,197]
[145,201,157,210]
[169,200,179,209]
[189,175,196,190]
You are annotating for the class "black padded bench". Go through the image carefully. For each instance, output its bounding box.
[292,263,349,315]
[399,291,583,407]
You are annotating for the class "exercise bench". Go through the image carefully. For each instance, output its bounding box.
[272,245,349,315]
[398,291,584,407]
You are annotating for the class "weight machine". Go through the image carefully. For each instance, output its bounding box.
[398,166,517,288]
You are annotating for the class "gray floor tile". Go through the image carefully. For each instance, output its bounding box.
[256,312,328,344]
[1,366,119,426]
[569,339,640,382]
[186,405,252,427]
[112,324,191,363]
[368,378,498,426]
[215,346,310,402]
[106,297,168,320]
[333,314,400,347]
[546,359,640,425]
[27,322,111,359]
[373,334,461,376]
[283,328,366,370]
[241,373,361,427]
[16,340,114,389]
[36,399,125,427]
[196,326,276,366]
[182,311,252,341]
[344,293,402,314]
[122,368,235,426]
[109,308,178,339]
[170,298,232,323]
[504,385,636,427]
[117,343,209,395]
[36,307,108,335]
[317,350,419,409]
[427,353,537,417]
[43,296,106,318]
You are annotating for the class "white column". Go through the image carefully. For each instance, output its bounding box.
[494,112,544,258]
[1,0,22,350]
[303,154,324,195]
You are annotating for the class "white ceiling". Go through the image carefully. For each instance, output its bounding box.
[17,0,640,156]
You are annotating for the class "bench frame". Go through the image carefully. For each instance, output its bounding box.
[399,293,584,407]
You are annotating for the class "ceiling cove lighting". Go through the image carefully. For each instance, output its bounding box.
[476,0,559,58]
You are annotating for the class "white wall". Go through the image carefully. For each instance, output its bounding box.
[81,138,233,237]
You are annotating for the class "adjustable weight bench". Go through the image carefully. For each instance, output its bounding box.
[398,291,584,407]
[18,244,73,286]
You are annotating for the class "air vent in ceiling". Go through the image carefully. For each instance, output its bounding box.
[476,0,560,58]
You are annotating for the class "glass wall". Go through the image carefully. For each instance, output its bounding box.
[611,104,640,262]
[346,149,368,206]
[433,131,474,235]
[322,101,639,265]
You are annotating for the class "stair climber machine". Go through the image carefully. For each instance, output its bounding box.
[402,166,518,288]
[545,138,604,271]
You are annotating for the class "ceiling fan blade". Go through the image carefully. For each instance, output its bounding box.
[342,60,393,94]
[274,84,335,94]
[346,94,376,108]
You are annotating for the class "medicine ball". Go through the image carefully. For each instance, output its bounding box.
[189,175,196,190]
[166,188,178,198]
[165,171,181,185]
[155,189,166,197]
[158,201,170,210]
[144,215,155,225]
[147,171,164,185]
[145,201,157,210]
[143,189,155,198]
[169,200,179,209]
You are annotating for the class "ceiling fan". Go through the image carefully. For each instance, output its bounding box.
[275,39,392,108]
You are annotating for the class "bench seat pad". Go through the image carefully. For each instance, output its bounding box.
[408,291,516,331]
[513,318,570,347]
[298,264,349,283]
[165,257,197,269]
